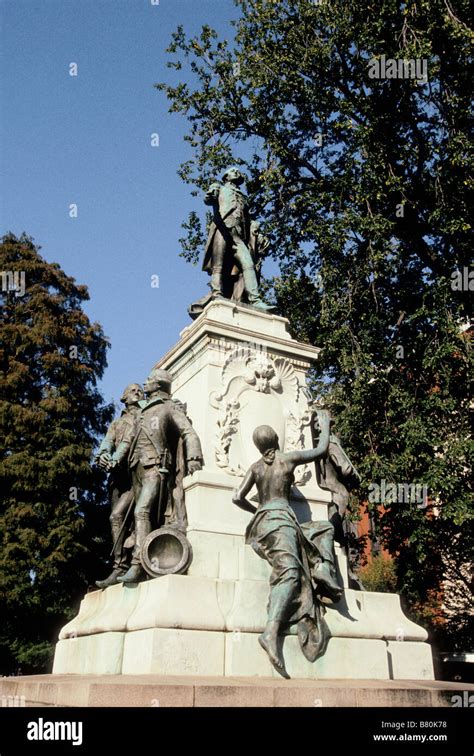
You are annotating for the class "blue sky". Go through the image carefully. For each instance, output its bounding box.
[1,0,263,411]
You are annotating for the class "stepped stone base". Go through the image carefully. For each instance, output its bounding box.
[1,674,470,708]
[53,630,434,682]
[52,569,433,680]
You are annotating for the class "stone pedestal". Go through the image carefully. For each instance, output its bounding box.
[53,300,434,680]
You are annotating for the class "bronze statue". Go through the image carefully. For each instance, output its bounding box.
[164,398,194,533]
[117,369,203,584]
[315,423,360,531]
[188,166,274,318]
[95,383,144,588]
[232,409,342,677]
[314,421,363,589]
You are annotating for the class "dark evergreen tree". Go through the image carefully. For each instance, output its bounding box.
[0,233,113,673]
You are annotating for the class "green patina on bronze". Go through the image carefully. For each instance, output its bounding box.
[95,370,203,586]
[189,166,274,318]
[232,410,342,678]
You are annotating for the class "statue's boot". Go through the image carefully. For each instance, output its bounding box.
[117,564,146,584]
[242,265,275,312]
[251,300,275,312]
[210,267,225,299]
[117,517,150,584]
[313,561,343,602]
[95,568,125,589]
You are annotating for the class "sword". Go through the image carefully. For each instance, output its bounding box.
[155,457,170,528]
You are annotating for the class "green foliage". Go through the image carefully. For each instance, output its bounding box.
[360,555,398,593]
[158,0,473,650]
[0,233,113,674]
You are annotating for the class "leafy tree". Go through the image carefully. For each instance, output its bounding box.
[157,0,473,649]
[359,555,398,593]
[0,233,113,673]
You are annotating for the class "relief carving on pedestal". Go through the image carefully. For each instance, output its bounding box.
[210,348,312,481]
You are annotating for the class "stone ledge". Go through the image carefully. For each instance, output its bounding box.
[157,298,321,370]
[1,674,471,708]
[57,575,428,643]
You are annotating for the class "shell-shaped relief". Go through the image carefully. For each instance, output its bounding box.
[210,347,313,481]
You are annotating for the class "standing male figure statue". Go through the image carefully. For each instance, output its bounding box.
[200,166,273,312]
[314,419,363,588]
[232,409,342,677]
[95,383,144,588]
[117,368,203,584]
[315,422,361,535]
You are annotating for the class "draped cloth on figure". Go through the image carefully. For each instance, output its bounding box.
[245,499,333,662]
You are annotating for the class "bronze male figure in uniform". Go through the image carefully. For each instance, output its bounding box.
[117,369,203,584]
[95,383,144,588]
[201,166,273,312]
